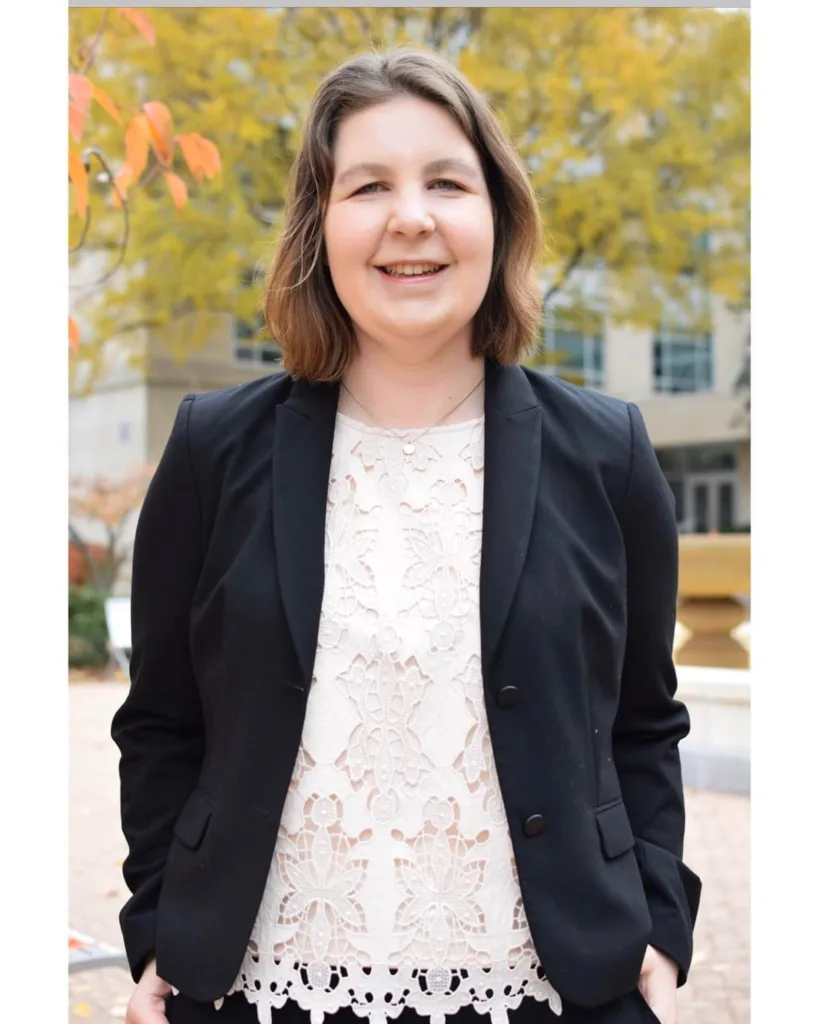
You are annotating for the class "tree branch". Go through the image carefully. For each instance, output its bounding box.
[68,523,93,564]
[69,202,93,254]
[542,229,610,310]
[542,245,586,308]
[69,147,130,290]
[79,8,110,76]
[578,110,613,148]
[69,522,107,590]
[354,8,374,40]
[244,194,280,227]
[426,8,447,49]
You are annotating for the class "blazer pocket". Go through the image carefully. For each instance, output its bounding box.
[173,788,214,851]
[595,799,635,860]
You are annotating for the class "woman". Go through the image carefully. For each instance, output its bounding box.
[114,48,701,1024]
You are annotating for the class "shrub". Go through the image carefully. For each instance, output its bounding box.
[69,541,107,586]
[68,585,109,667]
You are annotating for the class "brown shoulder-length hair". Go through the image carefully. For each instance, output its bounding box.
[264,48,543,382]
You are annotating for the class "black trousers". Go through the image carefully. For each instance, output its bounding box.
[166,990,661,1024]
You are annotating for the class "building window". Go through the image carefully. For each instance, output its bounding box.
[655,443,741,533]
[234,342,281,367]
[234,338,282,367]
[233,265,282,368]
[541,323,605,390]
[233,311,282,367]
[652,329,713,394]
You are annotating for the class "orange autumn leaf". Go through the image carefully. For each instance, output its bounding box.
[177,133,205,182]
[198,135,221,180]
[69,150,89,219]
[92,83,121,125]
[69,101,85,143]
[68,74,93,109]
[177,133,221,183]
[143,101,174,167]
[68,74,93,142]
[125,114,150,180]
[110,165,135,209]
[117,7,156,45]
[197,136,222,179]
[164,170,188,210]
[69,317,80,353]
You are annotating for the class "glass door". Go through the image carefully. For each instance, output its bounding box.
[684,474,737,533]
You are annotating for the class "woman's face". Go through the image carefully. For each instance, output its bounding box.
[323,95,495,355]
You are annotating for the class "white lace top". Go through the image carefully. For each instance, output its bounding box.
[225,412,562,1024]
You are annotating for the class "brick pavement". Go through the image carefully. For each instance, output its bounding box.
[69,683,749,1023]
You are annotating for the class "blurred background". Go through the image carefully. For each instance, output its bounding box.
[67,7,750,1023]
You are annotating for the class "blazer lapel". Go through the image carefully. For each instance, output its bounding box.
[272,376,339,689]
[480,360,542,680]
[271,360,541,691]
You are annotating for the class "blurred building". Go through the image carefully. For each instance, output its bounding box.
[539,293,750,533]
[69,295,750,535]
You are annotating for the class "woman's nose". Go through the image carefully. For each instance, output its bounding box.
[386,190,435,237]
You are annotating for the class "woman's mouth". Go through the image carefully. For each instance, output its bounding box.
[375,262,448,282]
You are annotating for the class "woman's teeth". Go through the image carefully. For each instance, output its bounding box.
[381,263,444,277]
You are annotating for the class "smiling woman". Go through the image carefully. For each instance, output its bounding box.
[263,49,543,390]
[113,47,700,1024]
[322,95,495,370]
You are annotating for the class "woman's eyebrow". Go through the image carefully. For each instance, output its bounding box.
[335,157,480,187]
[423,158,480,180]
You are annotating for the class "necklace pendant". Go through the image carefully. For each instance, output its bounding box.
[403,442,416,456]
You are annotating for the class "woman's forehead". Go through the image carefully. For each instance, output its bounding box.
[332,98,481,175]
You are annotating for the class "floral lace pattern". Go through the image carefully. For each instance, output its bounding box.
[227,413,561,1023]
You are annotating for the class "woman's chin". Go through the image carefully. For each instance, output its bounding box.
[370,318,463,345]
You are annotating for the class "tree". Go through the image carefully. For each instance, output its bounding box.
[68,6,749,380]
[732,332,751,425]
[68,463,154,594]
[69,8,221,357]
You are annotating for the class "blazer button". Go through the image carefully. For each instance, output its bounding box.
[523,814,545,837]
[496,686,520,708]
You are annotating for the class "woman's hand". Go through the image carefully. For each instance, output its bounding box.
[125,958,173,1024]
[639,945,679,1024]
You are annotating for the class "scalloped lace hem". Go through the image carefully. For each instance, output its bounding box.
[224,955,562,1024]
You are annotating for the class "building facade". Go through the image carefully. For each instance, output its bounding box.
[69,295,751,540]
[539,294,750,532]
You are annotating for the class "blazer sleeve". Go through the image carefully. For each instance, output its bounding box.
[612,402,703,986]
[111,395,206,983]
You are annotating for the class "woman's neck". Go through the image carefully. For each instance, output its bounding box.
[339,338,486,430]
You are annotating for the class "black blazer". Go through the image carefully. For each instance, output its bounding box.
[112,358,701,1011]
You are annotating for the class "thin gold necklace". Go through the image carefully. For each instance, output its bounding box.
[340,376,485,460]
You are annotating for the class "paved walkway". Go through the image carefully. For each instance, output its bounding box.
[69,683,749,1023]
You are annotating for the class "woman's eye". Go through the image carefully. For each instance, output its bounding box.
[353,179,464,196]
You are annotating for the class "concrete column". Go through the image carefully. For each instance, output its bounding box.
[604,320,653,401]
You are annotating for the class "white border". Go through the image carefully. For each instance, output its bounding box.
[11,5,795,1023]
[752,0,817,1019]
[1,3,66,1023]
